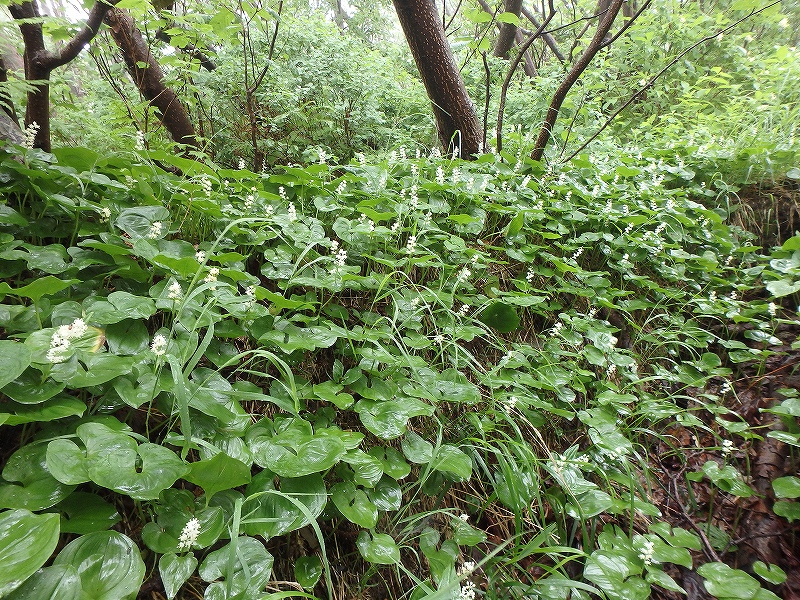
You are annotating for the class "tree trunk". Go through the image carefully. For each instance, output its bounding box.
[9,0,120,151]
[493,0,523,59]
[104,9,198,149]
[392,0,483,158]
[530,0,624,161]
[521,5,565,62]
[0,49,22,126]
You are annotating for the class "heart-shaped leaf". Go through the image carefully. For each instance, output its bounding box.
[331,481,378,528]
[159,552,198,600]
[185,452,252,502]
[357,530,400,565]
[0,341,30,389]
[0,443,75,510]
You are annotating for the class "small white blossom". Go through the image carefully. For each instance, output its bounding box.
[204,267,219,288]
[390,221,400,233]
[455,267,471,286]
[238,158,246,170]
[410,297,421,308]
[721,439,734,457]
[278,186,288,202]
[177,517,201,552]
[334,248,348,267]
[148,221,164,239]
[167,281,182,300]
[243,194,255,212]
[458,581,476,600]
[720,381,732,395]
[22,121,40,150]
[768,302,777,317]
[287,202,297,222]
[99,206,111,223]
[525,267,535,283]
[638,539,655,566]
[150,334,168,356]
[432,333,445,344]
[458,304,470,316]
[405,235,417,254]
[195,250,206,263]
[409,185,419,211]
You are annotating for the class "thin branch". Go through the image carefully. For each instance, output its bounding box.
[530,0,624,161]
[563,2,779,163]
[495,0,556,153]
[249,0,282,94]
[521,4,564,62]
[49,0,121,69]
[599,0,652,48]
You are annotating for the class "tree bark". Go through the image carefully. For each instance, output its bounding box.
[493,0,523,59]
[392,0,483,158]
[104,9,198,149]
[530,0,624,161]
[521,5,565,62]
[0,49,22,126]
[8,0,120,151]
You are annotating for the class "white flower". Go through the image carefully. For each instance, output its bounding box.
[167,281,182,300]
[356,153,366,167]
[572,248,583,261]
[199,175,213,197]
[551,322,563,336]
[99,206,111,223]
[23,121,40,150]
[177,517,201,552]
[768,302,777,317]
[238,158,246,170]
[244,194,255,212]
[287,202,297,222]
[148,221,164,239]
[150,334,168,356]
[432,333,445,344]
[135,130,145,151]
[409,185,419,211]
[505,396,518,409]
[721,439,734,457]
[458,304,470,316]
[335,248,348,267]
[458,580,476,600]
[638,539,655,566]
[204,267,219,288]
[458,560,475,576]
[525,267,535,283]
[336,181,347,195]
[720,381,732,395]
[455,267,471,286]
[245,285,256,296]
[330,240,340,255]
[390,221,400,233]
[318,149,327,164]
[405,235,417,254]
[195,250,206,263]
[399,147,407,161]
[278,186,288,202]
[410,297,421,308]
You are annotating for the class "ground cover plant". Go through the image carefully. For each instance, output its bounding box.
[1,129,799,599]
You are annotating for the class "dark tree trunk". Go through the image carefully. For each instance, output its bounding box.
[515,30,537,76]
[531,0,624,161]
[104,9,198,149]
[521,5,565,62]
[8,0,120,151]
[493,0,523,58]
[392,0,483,158]
[0,50,21,126]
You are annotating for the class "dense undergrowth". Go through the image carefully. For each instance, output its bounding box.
[0,135,799,600]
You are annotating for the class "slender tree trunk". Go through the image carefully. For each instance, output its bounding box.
[530,0,624,161]
[521,5,565,62]
[8,0,120,151]
[392,0,483,158]
[493,0,523,58]
[104,9,198,149]
[0,49,22,127]
[515,30,537,76]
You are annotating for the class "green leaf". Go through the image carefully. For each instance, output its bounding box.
[0,276,75,303]
[432,445,472,480]
[402,431,434,464]
[697,562,760,599]
[0,443,76,511]
[242,472,327,539]
[773,500,800,522]
[773,476,800,499]
[52,531,145,600]
[478,302,520,332]
[159,553,198,600]
[3,564,82,600]
[0,509,60,597]
[451,516,487,546]
[54,492,120,534]
[765,278,800,298]
[354,398,433,439]
[752,561,787,585]
[645,568,686,594]
[331,481,378,528]
[496,11,521,25]
[185,453,252,502]
[357,530,400,565]
[199,536,274,596]
[0,341,30,389]
[294,556,322,590]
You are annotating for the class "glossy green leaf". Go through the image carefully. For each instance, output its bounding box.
[0,443,76,510]
[241,471,327,539]
[0,341,30,389]
[3,564,83,600]
[752,561,787,585]
[357,530,400,565]
[331,481,378,528]
[185,452,251,502]
[159,552,198,600]
[431,445,472,480]
[697,562,760,599]
[479,302,520,332]
[401,431,434,464]
[0,509,60,597]
[54,492,120,534]
[53,531,145,600]
[0,276,75,303]
[773,476,800,499]
[294,555,323,590]
[199,536,273,597]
